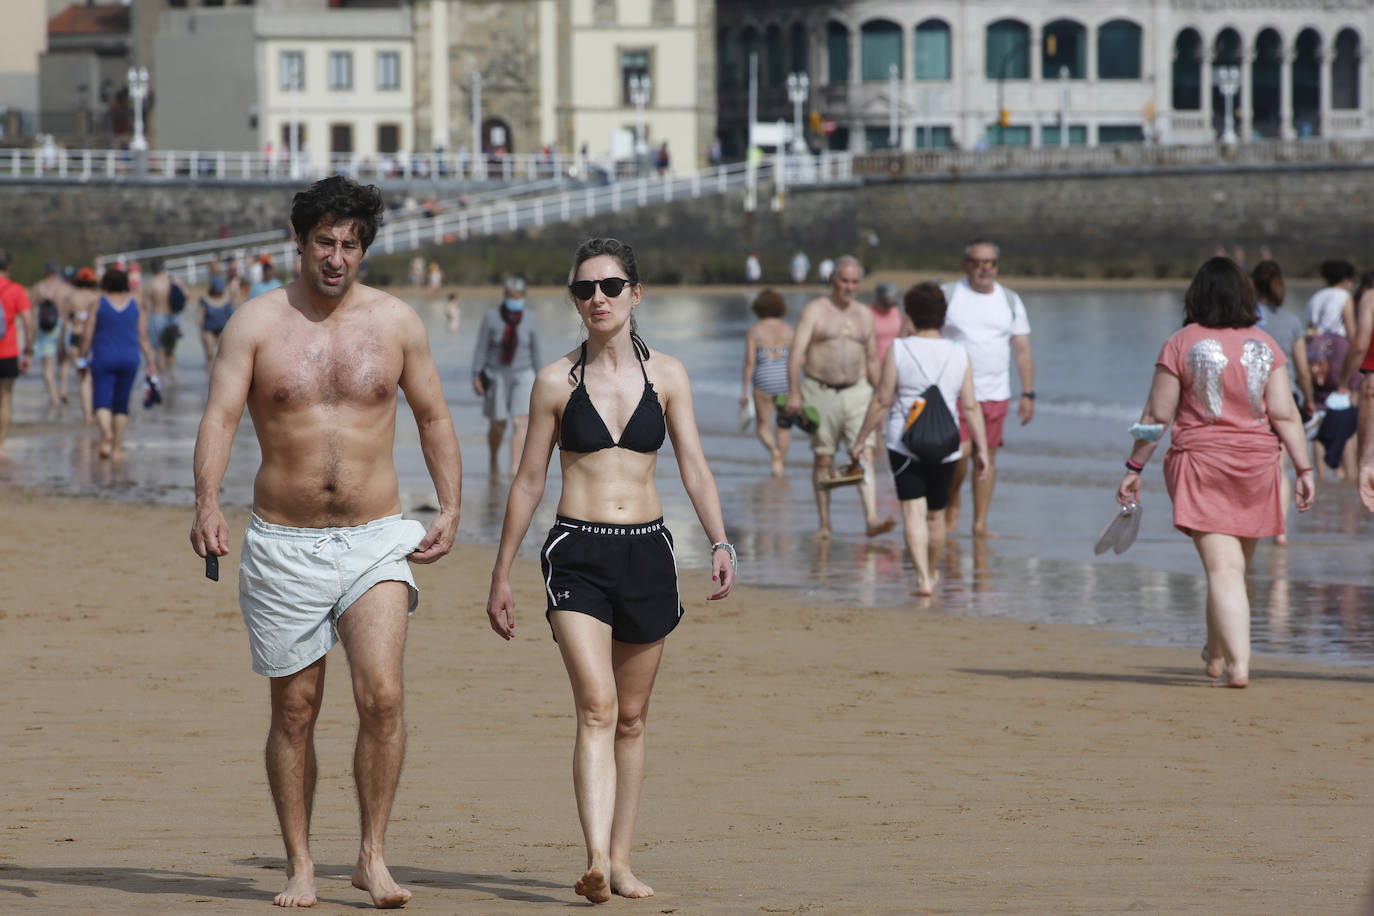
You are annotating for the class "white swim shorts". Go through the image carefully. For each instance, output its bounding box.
[238,513,427,677]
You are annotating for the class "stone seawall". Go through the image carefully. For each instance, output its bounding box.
[3,163,1372,282]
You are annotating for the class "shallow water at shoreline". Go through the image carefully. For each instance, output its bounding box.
[6,283,1374,666]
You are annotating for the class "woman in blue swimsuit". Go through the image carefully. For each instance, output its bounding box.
[485,238,735,904]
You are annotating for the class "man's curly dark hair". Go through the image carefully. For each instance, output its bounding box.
[290,175,385,252]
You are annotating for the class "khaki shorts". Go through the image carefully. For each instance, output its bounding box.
[238,513,425,677]
[801,375,876,457]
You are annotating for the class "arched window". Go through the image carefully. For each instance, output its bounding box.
[1172,28,1202,111]
[915,19,951,80]
[1293,28,1321,135]
[827,21,850,84]
[1043,19,1086,80]
[1252,29,1282,137]
[1098,19,1142,79]
[987,19,1030,80]
[861,20,902,81]
[718,27,736,89]
[790,22,808,75]
[765,25,785,86]
[1333,28,1360,109]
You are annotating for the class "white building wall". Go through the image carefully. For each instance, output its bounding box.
[721,1,1374,151]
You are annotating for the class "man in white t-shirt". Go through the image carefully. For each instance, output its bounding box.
[941,240,1035,536]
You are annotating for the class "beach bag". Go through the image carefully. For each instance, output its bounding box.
[899,342,960,463]
[37,298,60,332]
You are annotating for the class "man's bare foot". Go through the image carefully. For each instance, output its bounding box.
[813,528,831,541]
[574,867,612,903]
[352,855,412,909]
[1201,646,1224,680]
[971,526,1000,539]
[97,436,113,459]
[610,865,654,899]
[866,517,896,537]
[274,861,317,908]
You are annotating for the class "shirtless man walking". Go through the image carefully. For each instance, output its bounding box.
[189,176,462,909]
[783,255,895,538]
[142,258,179,386]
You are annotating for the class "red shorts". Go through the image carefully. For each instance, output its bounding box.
[959,398,1010,448]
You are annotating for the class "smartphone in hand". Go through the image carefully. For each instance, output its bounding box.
[205,553,219,582]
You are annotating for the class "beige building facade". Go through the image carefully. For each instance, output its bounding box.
[414,0,716,167]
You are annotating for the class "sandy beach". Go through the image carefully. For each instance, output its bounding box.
[2,487,1372,913]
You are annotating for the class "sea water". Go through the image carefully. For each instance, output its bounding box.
[7,283,1374,666]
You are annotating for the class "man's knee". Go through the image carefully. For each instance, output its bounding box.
[271,681,324,737]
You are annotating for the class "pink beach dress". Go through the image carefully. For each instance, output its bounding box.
[1157,323,1287,538]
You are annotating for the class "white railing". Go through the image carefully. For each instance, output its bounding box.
[851,136,1374,177]
[98,155,856,280]
[1,147,602,184]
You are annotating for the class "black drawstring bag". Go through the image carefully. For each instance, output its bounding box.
[899,343,960,463]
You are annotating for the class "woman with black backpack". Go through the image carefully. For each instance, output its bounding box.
[853,282,989,596]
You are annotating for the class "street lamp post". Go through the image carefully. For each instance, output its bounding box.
[786,71,809,153]
[285,56,302,179]
[1058,66,1070,148]
[1213,64,1241,145]
[471,70,483,179]
[127,66,149,176]
[628,73,651,173]
[888,63,899,147]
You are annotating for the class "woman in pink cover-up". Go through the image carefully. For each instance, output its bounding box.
[1117,257,1314,688]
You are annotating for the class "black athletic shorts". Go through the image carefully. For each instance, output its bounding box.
[0,357,18,379]
[888,449,957,510]
[540,515,683,644]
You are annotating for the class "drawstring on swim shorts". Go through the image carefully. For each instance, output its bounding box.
[312,531,353,554]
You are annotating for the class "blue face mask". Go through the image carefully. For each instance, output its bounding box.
[504,298,525,312]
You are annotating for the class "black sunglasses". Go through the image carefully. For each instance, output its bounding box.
[569,277,632,300]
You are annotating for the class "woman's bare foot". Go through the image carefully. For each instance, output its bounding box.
[610,865,654,899]
[1212,667,1249,688]
[274,861,317,908]
[352,855,412,909]
[1201,646,1224,680]
[574,867,612,903]
[915,571,940,597]
[97,436,113,459]
[770,449,785,477]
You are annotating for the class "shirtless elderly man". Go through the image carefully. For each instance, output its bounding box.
[783,255,896,538]
[190,176,462,909]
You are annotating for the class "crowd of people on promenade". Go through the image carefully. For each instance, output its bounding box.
[7,171,1374,905]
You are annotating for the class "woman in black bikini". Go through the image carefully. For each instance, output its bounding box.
[485,238,735,903]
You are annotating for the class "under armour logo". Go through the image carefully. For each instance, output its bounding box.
[556,590,571,601]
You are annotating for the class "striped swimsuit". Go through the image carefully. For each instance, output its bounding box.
[752,345,790,396]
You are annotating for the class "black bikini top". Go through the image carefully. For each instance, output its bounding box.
[560,334,666,454]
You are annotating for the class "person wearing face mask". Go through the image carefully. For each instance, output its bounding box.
[473,276,542,475]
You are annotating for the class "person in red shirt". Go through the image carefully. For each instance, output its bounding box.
[0,248,36,456]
